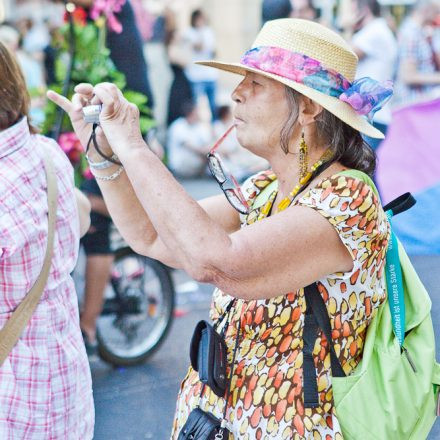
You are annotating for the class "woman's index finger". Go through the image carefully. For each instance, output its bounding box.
[46,90,73,114]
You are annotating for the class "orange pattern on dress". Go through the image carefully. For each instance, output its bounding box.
[171,171,389,439]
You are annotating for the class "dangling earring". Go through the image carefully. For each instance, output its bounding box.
[299,131,308,181]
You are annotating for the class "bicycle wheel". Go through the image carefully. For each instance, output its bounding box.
[96,247,175,366]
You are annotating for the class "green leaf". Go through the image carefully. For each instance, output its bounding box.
[43,19,155,139]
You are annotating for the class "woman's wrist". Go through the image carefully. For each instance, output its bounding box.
[86,137,114,155]
[116,137,150,162]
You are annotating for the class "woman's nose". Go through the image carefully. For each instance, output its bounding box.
[231,82,245,104]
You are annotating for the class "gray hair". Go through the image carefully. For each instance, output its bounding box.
[281,87,376,176]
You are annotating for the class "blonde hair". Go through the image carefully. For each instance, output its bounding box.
[0,41,37,133]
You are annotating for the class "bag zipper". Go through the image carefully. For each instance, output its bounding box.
[402,346,417,373]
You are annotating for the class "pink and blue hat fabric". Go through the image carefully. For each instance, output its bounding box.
[240,46,393,120]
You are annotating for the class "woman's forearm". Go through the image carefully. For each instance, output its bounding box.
[119,141,233,280]
[97,169,158,249]
[86,148,160,255]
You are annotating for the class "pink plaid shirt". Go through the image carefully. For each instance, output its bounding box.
[0,118,94,439]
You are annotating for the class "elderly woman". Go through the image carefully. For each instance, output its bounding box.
[49,18,392,440]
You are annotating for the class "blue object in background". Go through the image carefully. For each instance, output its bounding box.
[393,183,440,255]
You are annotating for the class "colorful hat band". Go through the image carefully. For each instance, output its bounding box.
[240,46,393,119]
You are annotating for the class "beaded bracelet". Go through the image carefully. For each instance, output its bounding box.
[86,152,120,170]
[90,165,125,181]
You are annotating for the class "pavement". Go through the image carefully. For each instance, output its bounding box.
[90,177,440,440]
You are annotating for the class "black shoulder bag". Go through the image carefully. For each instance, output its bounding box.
[178,300,240,440]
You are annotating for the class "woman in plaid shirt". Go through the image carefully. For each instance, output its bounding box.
[0,42,94,438]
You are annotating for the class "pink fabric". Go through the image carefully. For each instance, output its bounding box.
[89,0,126,34]
[0,118,94,439]
[130,0,155,43]
[240,46,393,118]
[376,98,440,203]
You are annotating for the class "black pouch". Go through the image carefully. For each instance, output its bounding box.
[177,407,230,440]
[190,320,228,397]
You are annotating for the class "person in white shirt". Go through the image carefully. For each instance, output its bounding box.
[0,24,46,126]
[183,9,218,121]
[348,0,397,149]
[394,1,440,108]
[167,100,211,178]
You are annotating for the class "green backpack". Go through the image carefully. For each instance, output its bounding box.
[253,169,440,439]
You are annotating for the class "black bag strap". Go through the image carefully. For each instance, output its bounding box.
[383,192,416,216]
[214,299,236,337]
[303,283,346,408]
[198,303,241,436]
[302,312,320,407]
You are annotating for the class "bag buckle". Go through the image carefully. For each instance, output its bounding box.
[215,419,227,439]
[215,430,225,440]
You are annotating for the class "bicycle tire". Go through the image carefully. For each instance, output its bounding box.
[96,247,175,366]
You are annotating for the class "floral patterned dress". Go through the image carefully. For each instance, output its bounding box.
[172,170,390,439]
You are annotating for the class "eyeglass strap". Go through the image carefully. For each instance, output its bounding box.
[210,124,235,154]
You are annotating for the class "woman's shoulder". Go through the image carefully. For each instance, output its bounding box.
[299,170,389,317]
[31,134,77,202]
[241,169,277,202]
[301,169,380,207]
[298,168,389,251]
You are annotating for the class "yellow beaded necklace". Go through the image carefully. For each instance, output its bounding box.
[256,148,334,221]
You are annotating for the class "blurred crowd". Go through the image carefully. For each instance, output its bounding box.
[1,0,440,177]
[0,2,271,181]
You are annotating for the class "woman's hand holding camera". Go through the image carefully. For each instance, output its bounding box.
[47,82,144,161]
[91,83,144,158]
[47,83,113,158]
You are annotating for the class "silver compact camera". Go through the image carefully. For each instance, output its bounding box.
[82,104,102,124]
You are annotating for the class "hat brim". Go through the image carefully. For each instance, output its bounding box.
[196,60,384,139]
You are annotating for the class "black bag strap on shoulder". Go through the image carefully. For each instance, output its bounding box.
[383,192,416,216]
[303,283,345,408]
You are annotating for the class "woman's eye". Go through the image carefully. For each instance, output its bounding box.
[252,80,261,86]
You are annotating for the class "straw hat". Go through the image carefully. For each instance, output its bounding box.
[196,18,385,139]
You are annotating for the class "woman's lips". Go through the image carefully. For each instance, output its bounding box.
[233,117,245,125]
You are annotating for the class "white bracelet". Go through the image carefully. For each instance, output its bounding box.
[86,152,120,170]
[90,165,125,181]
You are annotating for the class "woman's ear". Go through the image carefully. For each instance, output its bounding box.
[298,97,324,126]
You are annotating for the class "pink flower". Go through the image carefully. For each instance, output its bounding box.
[107,14,123,33]
[58,132,83,165]
[90,0,126,33]
[83,167,93,180]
